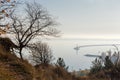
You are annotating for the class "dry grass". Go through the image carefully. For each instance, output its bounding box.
[34,64,80,80]
[0,37,109,80]
[0,46,35,80]
[0,49,108,80]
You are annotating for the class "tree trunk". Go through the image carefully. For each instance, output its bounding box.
[19,47,23,60]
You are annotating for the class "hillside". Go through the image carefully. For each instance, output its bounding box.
[34,64,80,80]
[0,39,35,80]
[0,51,80,80]
[0,37,80,80]
[0,37,109,80]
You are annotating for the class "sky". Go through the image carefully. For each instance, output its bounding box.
[22,0,120,39]
[18,0,120,70]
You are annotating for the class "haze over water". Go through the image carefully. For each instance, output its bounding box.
[46,38,120,71]
[20,0,120,71]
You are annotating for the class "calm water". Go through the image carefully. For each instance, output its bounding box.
[44,39,120,71]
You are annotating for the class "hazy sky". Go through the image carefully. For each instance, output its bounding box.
[20,0,120,70]
[23,0,120,39]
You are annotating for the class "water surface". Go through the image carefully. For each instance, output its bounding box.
[45,39,120,71]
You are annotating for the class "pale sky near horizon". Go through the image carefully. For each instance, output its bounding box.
[19,0,120,70]
[23,0,120,39]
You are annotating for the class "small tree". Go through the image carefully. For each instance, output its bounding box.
[104,56,114,70]
[56,57,69,70]
[9,2,59,60]
[29,42,54,65]
[90,58,103,74]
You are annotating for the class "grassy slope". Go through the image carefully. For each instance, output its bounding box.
[0,46,78,80]
[35,64,79,80]
[0,44,35,80]
[0,37,107,80]
[0,37,78,80]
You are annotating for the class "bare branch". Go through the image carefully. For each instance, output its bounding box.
[9,2,60,60]
[29,42,54,65]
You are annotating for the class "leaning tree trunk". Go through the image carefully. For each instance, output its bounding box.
[19,47,23,60]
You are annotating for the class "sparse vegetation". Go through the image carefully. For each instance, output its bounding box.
[89,51,120,80]
[56,57,69,71]
[0,41,35,80]
[29,41,54,65]
[89,58,103,74]
[0,37,80,80]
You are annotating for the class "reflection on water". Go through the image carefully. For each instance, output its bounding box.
[44,39,120,71]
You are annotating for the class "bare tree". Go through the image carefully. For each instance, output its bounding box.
[9,2,60,60]
[29,42,54,65]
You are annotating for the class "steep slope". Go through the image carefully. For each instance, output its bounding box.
[0,53,35,80]
[0,37,80,80]
[0,37,35,80]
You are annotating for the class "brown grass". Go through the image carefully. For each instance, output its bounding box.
[0,48,35,80]
[0,37,110,80]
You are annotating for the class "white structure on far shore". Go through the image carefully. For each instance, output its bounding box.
[74,44,120,65]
